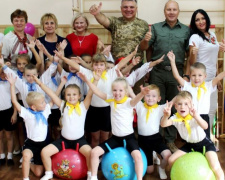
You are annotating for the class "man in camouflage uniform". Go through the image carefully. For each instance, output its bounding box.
[89,0,148,70]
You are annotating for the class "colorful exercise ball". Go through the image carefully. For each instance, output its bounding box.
[101,140,147,180]
[171,152,216,180]
[24,22,35,36]
[51,142,88,180]
[4,26,14,35]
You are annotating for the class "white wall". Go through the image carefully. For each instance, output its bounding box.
[0,0,224,26]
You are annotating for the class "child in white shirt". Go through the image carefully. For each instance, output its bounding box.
[161,91,224,180]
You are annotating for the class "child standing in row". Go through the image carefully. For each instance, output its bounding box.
[161,91,224,180]
[78,72,151,180]
[7,74,65,180]
[34,75,94,180]
[136,84,171,180]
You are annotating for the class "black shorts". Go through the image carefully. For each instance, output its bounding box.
[200,114,210,138]
[99,133,139,154]
[0,107,16,131]
[85,106,111,132]
[52,135,88,151]
[180,137,216,153]
[48,108,61,126]
[138,133,169,166]
[17,100,24,123]
[22,138,48,165]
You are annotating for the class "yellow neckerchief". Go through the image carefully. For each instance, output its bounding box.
[66,102,81,116]
[91,70,107,82]
[173,113,193,136]
[191,81,207,101]
[143,102,158,123]
[105,96,128,109]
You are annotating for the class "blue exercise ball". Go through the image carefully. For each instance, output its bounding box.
[101,140,147,180]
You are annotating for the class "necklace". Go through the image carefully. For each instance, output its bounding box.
[77,35,86,47]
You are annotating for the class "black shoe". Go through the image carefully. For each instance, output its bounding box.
[0,158,6,166]
[7,159,14,166]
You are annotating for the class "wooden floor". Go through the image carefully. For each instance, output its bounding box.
[0,138,225,180]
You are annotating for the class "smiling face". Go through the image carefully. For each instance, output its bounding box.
[121,0,137,21]
[190,68,206,87]
[112,81,127,101]
[144,89,161,106]
[43,18,56,34]
[195,13,207,33]
[12,17,26,33]
[24,69,38,83]
[64,87,81,105]
[73,16,88,33]
[164,1,179,26]
[175,97,191,117]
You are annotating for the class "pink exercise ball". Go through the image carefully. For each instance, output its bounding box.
[24,22,35,36]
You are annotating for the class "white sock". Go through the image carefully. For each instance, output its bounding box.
[7,152,13,159]
[40,171,53,180]
[87,171,91,180]
[90,176,98,180]
[0,153,5,159]
[23,178,29,180]
[158,166,167,180]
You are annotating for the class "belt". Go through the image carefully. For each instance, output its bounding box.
[163,66,172,71]
[155,64,183,71]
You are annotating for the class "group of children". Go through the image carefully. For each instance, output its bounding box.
[0,38,224,180]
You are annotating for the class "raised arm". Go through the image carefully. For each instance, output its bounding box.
[188,42,198,65]
[130,85,150,107]
[77,72,107,100]
[6,74,21,113]
[89,2,110,28]
[168,51,185,87]
[121,56,140,75]
[212,71,225,87]
[161,101,173,127]
[117,46,138,70]
[54,50,80,72]
[72,56,93,71]
[140,26,152,51]
[34,75,62,107]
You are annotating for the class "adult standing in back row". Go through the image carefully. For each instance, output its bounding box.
[140,0,190,153]
[89,0,149,92]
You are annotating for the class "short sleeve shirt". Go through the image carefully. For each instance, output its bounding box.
[108,16,149,61]
[149,20,190,66]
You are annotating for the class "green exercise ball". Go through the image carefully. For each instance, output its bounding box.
[4,26,14,35]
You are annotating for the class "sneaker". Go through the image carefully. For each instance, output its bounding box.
[7,159,14,166]
[153,151,160,165]
[13,149,21,155]
[0,158,6,166]
[158,166,167,179]
[167,142,178,153]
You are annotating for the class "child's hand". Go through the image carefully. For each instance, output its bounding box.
[71,56,83,64]
[36,40,47,53]
[26,37,36,49]
[89,2,102,16]
[61,76,67,85]
[140,85,150,96]
[132,45,139,56]
[93,70,101,81]
[163,100,172,117]
[32,75,41,85]
[115,68,123,78]
[144,26,152,42]
[167,51,175,63]
[77,72,88,82]
[56,40,68,52]
[54,50,64,59]
[102,45,111,57]
[5,73,17,85]
[191,42,199,55]
[132,56,141,66]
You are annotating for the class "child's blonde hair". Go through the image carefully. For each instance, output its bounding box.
[26,92,45,107]
[175,91,192,102]
[190,62,206,74]
[147,84,161,96]
[15,54,30,64]
[112,77,129,94]
[92,53,107,65]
